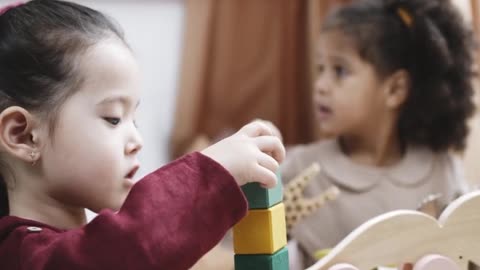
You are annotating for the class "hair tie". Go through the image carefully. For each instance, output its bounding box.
[0,1,24,16]
[397,7,414,28]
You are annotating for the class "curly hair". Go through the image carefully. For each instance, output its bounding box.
[322,0,476,152]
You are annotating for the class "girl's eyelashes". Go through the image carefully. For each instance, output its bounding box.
[315,62,348,79]
[103,116,138,128]
[103,117,121,126]
[316,63,325,74]
[334,65,348,78]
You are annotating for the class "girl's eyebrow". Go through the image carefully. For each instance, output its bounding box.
[97,96,140,108]
[330,54,347,63]
[315,52,348,63]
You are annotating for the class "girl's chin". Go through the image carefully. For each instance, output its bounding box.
[316,124,338,137]
[124,177,136,187]
[89,196,128,214]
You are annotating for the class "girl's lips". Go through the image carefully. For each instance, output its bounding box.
[124,166,140,187]
[315,104,333,120]
[126,165,139,179]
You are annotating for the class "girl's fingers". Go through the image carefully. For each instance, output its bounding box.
[252,119,283,141]
[238,121,273,137]
[252,165,277,189]
[254,136,286,163]
[257,152,279,173]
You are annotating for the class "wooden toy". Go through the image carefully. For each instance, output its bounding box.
[241,174,283,209]
[233,203,287,254]
[234,171,289,269]
[306,191,480,270]
[283,163,339,230]
[234,247,289,270]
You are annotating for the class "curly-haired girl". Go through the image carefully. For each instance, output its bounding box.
[282,0,476,267]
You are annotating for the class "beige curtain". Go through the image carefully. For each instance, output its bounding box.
[171,0,354,159]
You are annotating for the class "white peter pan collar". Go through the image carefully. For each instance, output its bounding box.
[317,139,435,192]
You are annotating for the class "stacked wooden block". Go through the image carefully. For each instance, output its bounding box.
[233,172,289,270]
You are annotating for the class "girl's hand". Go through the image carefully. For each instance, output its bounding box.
[201,121,285,188]
[253,119,283,142]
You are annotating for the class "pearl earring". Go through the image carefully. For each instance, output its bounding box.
[29,151,37,166]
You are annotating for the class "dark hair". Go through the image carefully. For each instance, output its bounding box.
[322,0,475,152]
[0,0,126,217]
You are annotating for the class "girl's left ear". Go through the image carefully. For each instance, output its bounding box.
[384,70,410,109]
[0,106,43,163]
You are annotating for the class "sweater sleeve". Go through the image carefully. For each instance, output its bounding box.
[20,152,248,270]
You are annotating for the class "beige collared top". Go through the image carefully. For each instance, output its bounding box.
[281,139,468,264]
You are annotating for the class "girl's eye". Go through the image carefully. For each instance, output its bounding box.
[316,64,325,74]
[104,117,121,126]
[334,65,348,78]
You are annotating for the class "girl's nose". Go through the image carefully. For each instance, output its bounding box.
[125,128,143,155]
[314,76,330,95]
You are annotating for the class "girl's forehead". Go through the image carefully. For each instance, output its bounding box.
[75,40,141,100]
[79,40,137,79]
[316,30,360,60]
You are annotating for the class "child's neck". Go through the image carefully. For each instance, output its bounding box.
[339,132,404,167]
[9,189,87,230]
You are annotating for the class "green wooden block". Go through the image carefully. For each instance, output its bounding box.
[241,171,283,209]
[235,246,289,270]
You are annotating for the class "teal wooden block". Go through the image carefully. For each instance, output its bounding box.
[234,246,289,270]
[241,171,283,209]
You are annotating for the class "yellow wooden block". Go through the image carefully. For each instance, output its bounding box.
[233,203,287,254]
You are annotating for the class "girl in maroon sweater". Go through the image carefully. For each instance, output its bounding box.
[0,1,285,269]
